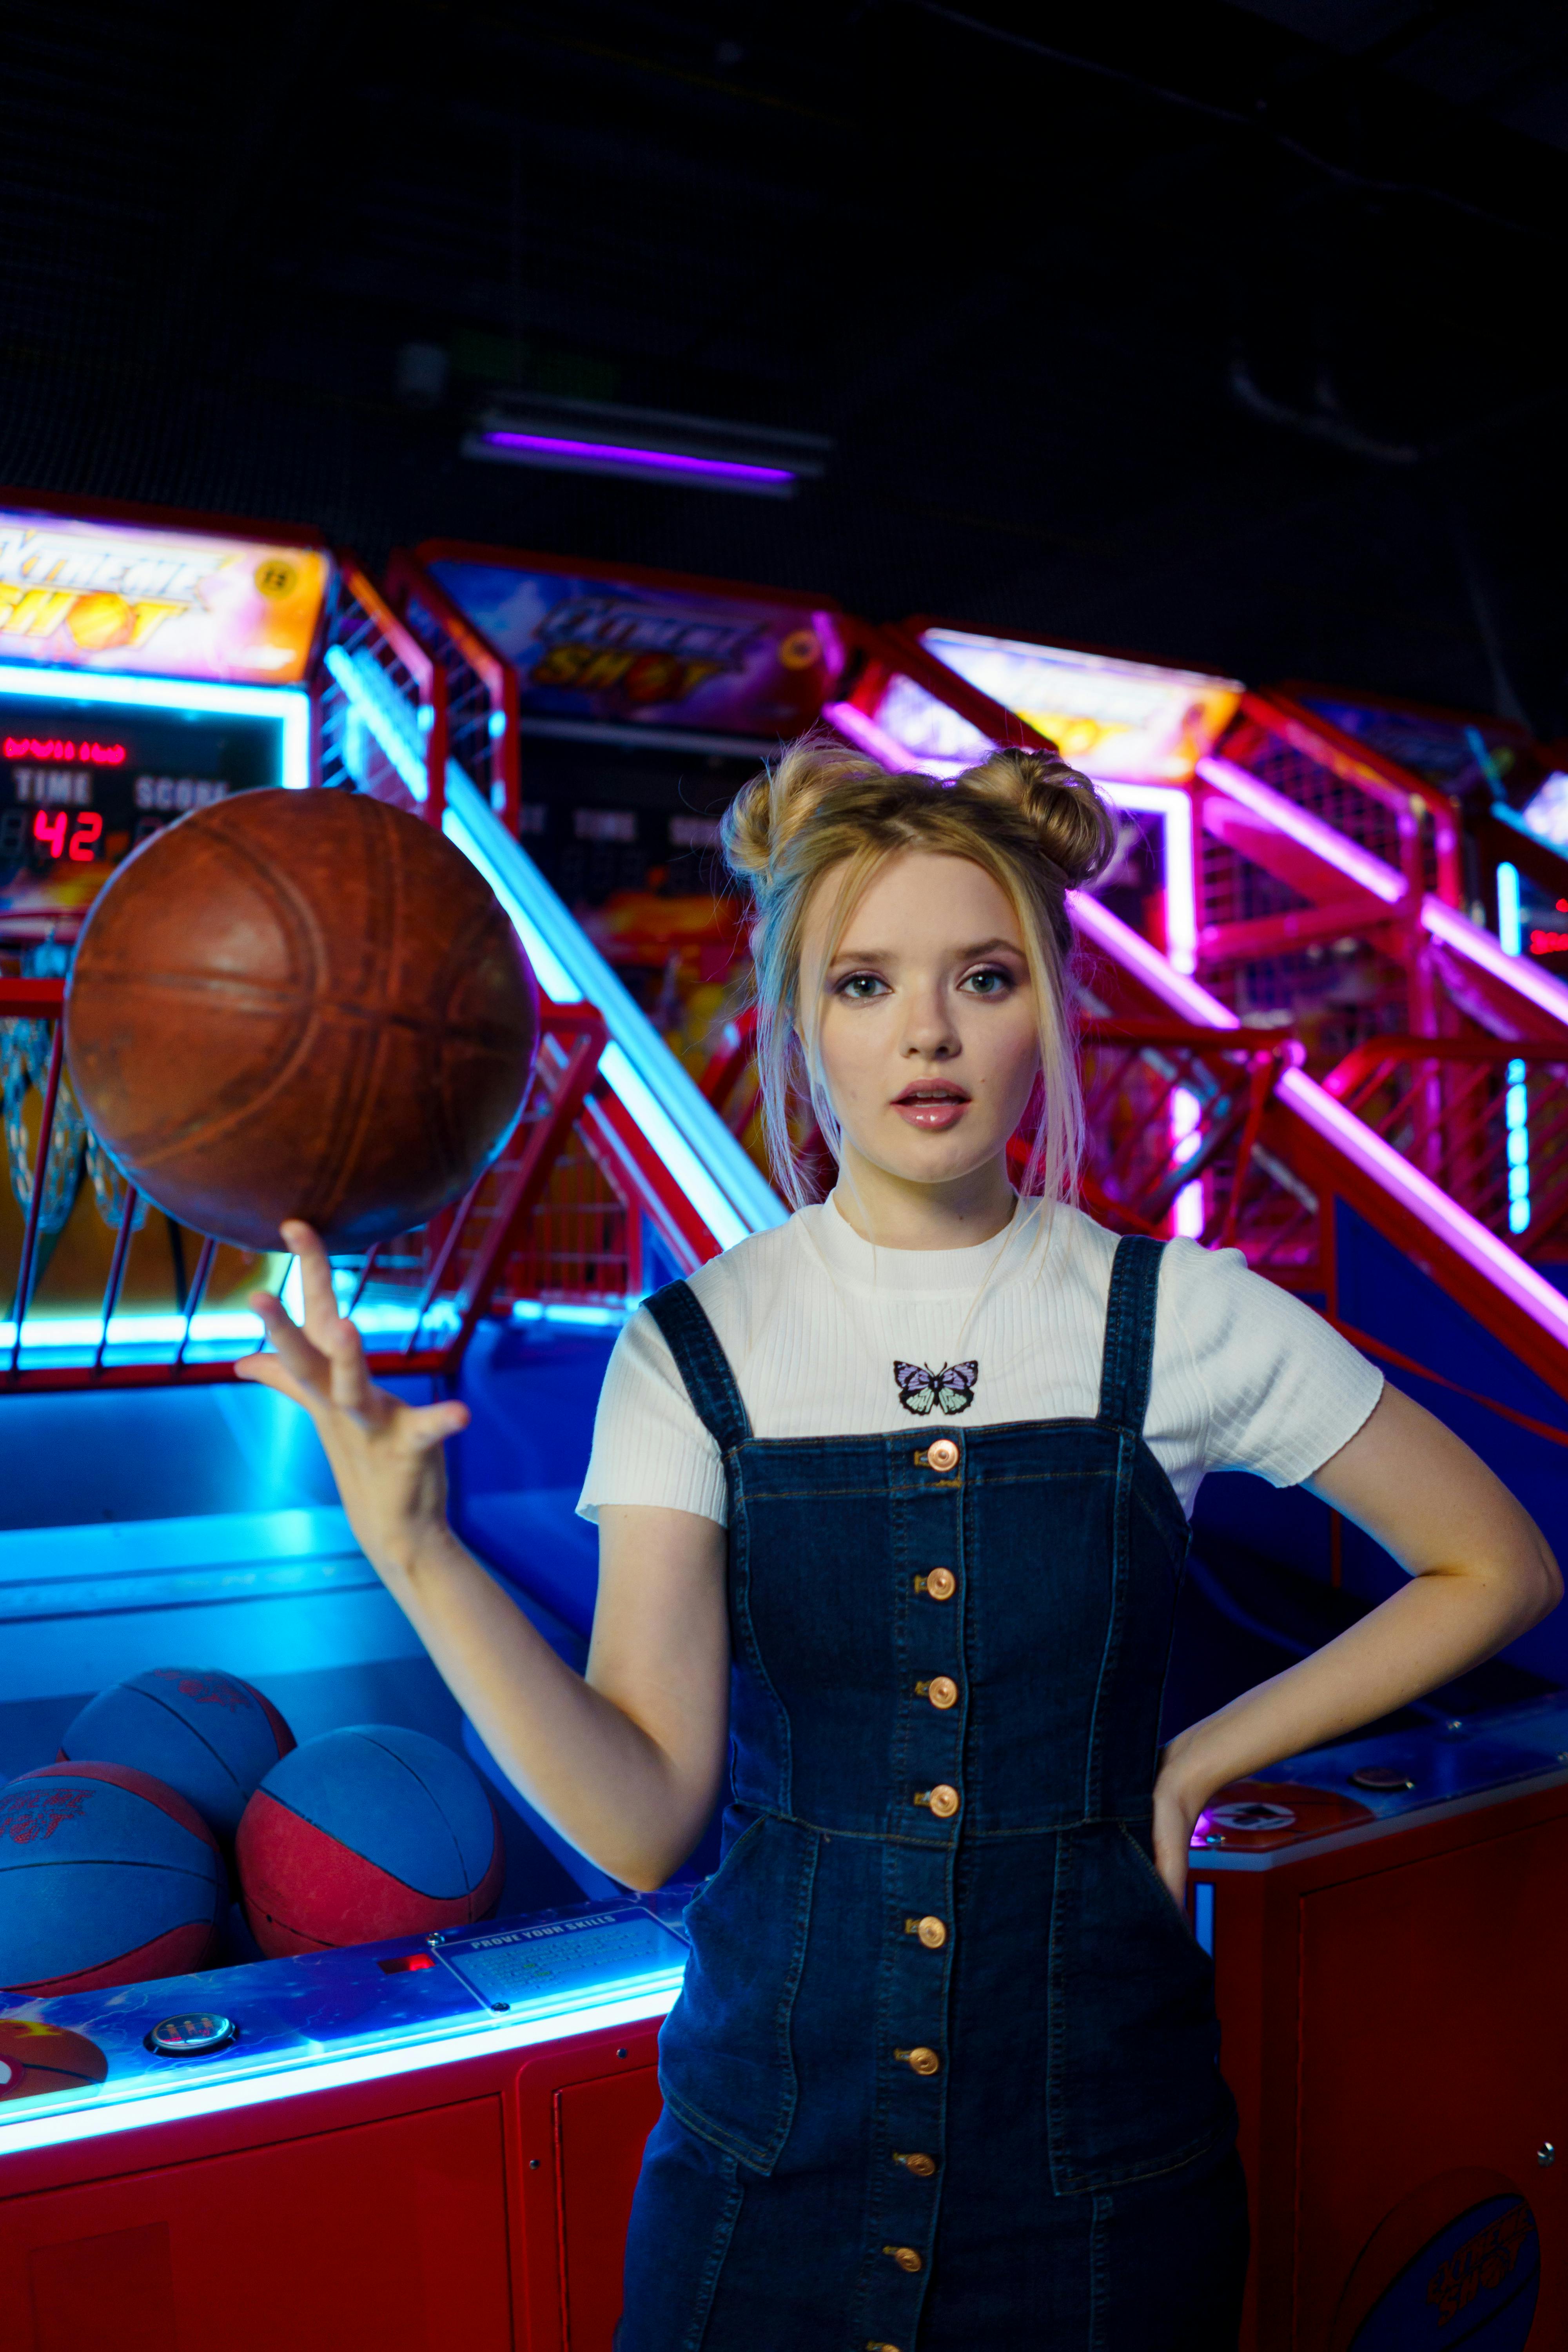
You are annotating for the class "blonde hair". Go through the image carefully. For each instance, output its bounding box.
[721,728,1115,1209]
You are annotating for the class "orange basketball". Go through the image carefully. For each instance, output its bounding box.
[64,789,538,1251]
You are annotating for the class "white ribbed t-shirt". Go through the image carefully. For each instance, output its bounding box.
[578,1197,1383,1528]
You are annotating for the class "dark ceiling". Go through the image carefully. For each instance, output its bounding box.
[5,2,1567,728]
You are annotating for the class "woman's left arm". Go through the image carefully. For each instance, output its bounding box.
[1153,1382,1563,1904]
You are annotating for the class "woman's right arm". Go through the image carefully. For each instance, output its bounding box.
[237,1223,730,1891]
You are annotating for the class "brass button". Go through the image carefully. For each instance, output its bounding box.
[915,1782,960,1819]
[897,2045,941,2076]
[926,1675,958,1710]
[884,2245,924,2273]
[922,1567,957,1601]
[915,1914,947,1949]
[895,2151,938,2178]
[866,2343,903,2351]
[924,1437,960,1474]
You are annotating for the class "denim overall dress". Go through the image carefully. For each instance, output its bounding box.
[619,1234,1248,2351]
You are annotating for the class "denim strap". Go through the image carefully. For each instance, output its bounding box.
[1096,1233,1164,1435]
[644,1280,753,1454]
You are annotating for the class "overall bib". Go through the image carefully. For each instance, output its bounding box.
[619,1234,1247,2351]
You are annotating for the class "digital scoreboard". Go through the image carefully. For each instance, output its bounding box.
[0,681,310,946]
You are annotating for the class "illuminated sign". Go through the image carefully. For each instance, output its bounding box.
[0,675,307,941]
[0,511,330,685]
[428,558,841,740]
[884,629,1241,782]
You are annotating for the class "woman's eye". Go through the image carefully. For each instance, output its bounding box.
[961,965,1014,997]
[837,972,889,1000]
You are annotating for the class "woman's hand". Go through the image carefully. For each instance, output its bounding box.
[1154,1384,1561,1920]
[235,1220,470,1584]
[1151,1745,1208,1913]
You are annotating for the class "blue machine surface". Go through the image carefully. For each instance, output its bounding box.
[0,1901,686,2153]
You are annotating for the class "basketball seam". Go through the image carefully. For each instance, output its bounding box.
[70,1686,246,1795]
[255,1755,477,1900]
[356,1732,480,1889]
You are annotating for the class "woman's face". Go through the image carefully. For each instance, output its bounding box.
[806,850,1042,1193]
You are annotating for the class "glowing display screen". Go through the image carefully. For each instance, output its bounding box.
[0,510,330,684]
[900,628,1241,782]
[0,692,287,943]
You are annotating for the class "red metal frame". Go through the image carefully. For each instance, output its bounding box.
[384,551,521,831]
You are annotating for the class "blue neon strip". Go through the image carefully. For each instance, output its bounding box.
[443,771,785,1245]
[0,1979,682,2158]
[0,662,310,789]
[1496,866,1531,1232]
[323,644,428,800]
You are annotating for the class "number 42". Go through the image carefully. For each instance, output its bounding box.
[33,809,104,863]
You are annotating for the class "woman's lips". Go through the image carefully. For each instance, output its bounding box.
[892,1087,971,1132]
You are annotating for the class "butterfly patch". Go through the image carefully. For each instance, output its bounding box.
[895,1361,978,1417]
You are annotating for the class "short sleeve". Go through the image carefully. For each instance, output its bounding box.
[1159,1241,1383,1488]
[576,1305,728,1527]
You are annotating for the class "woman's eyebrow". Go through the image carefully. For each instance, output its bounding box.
[829,936,1022,967]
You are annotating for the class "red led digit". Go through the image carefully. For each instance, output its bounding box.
[33,809,68,859]
[67,811,103,862]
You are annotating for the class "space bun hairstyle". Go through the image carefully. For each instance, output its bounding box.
[721,727,1116,1209]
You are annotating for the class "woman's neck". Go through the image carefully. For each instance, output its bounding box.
[828,1147,1017,1251]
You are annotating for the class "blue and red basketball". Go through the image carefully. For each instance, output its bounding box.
[0,2018,109,2103]
[0,1763,225,1995]
[61,1666,294,1843]
[237,1725,504,1958]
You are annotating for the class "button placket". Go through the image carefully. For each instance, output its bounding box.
[864,1432,966,2349]
[865,1458,964,2343]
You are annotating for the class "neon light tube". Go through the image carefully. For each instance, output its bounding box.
[1096,780,1198,977]
[478,431,795,490]
[0,1981,681,2160]
[443,773,785,1242]
[1196,755,1407,906]
[823,699,930,771]
[1491,867,1534,1232]
[0,663,309,790]
[1069,892,1239,1028]
[601,1041,750,1252]
[1421,894,1568,1027]
[323,644,427,801]
[1172,1086,1204,1237]
[1276,1066,1568,1347]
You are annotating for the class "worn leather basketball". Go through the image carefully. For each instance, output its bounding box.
[64,789,538,1250]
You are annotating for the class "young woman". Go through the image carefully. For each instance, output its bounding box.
[241,738,1559,2351]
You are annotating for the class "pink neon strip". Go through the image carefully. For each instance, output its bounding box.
[1196,755,1406,906]
[481,431,793,485]
[1068,892,1239,1027]
[1421,895,1568,1029]
[822,699,927,771]
[1277,1067,1568,1344]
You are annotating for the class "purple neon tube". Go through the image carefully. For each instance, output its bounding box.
[480,431,794,486]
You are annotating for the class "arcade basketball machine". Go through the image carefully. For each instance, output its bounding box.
[397,552,1568,2347]
[0,498,779,2352]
